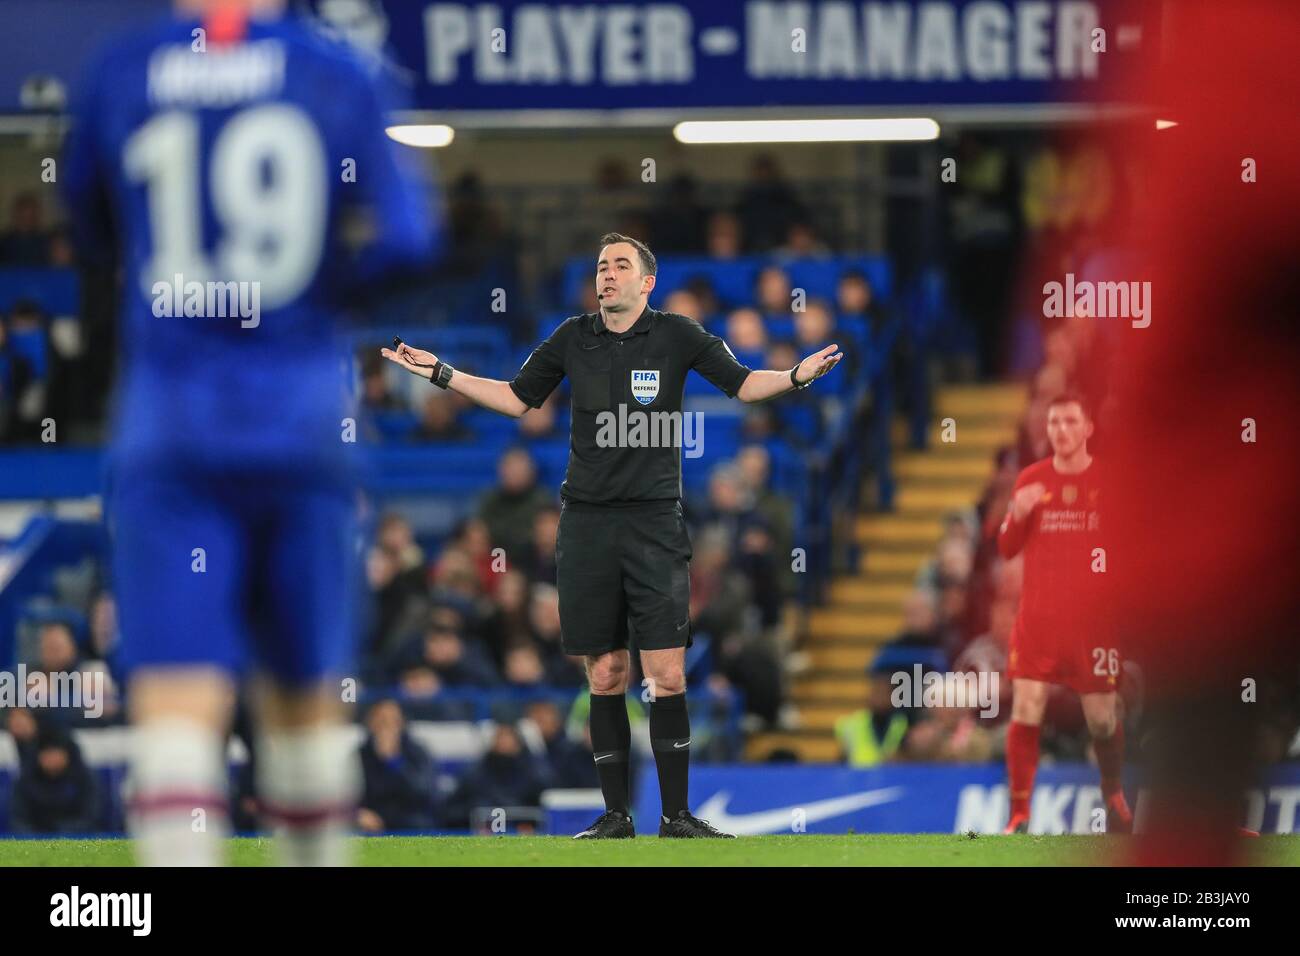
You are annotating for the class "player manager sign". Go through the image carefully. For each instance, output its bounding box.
[360,0,1157,111]
[0,0,1154,116]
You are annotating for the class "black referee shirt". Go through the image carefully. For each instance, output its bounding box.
[509,306,752,504]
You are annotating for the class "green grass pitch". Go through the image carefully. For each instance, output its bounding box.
[1,835,1296,867]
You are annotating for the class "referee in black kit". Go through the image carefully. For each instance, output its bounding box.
[382,234,841,838]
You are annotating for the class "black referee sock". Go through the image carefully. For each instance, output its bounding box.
[649,692,691,819]
[588,693,631,815]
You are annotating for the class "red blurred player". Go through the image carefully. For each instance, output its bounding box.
[997,394,1130,835]
[1090,0,1300,864]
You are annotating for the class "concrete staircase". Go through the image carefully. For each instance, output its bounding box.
[744,383,1028,762]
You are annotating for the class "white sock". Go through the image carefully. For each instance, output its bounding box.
[127,718,230,867]
[256,725,360,867]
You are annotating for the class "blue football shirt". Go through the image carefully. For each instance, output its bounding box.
[62,11,438,475]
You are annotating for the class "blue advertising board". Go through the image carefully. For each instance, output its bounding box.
[634,763,1300,835]
[0,1,1157,117]
[376,0,1158,112]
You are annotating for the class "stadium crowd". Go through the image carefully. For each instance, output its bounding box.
[0,154,860,450]
[16,140,1294,838]
[834,160,1300,775]
[1,159,909,831]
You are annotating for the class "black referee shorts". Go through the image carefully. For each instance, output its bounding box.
[555,498,693,657]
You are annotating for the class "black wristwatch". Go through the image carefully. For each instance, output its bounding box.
[790,365,810,390]
[431,360,455,389]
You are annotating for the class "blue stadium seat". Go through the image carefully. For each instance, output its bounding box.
[683,369,719,396]
[529,441,571,487]
[836,315,869,351]
[0,268,79,315]
[655,258,762,307]
[561,255,894,314]
[19,602,88,647]
[842,255,894,304]
[903,267,953,348]
[362,445,500,494]
[354,325,512,379]
[871,644,948,675]
[782,259,843,303]
[367,410,418,442]
[775,403,823,445]
[564,256,760,309]
[782,255,893,305]
[460,409,524,439]
[8,327,50,379]
[764,439,813,497]
[537,311,572,338]
[765,315,794,341]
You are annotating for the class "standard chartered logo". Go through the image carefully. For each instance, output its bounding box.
[595,404,704,459]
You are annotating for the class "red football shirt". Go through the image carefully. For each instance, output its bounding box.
[998,457,1108,647]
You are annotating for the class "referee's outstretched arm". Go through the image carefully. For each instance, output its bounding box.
[380,337,843,416]
[380,341,529,418]
[380,233,847,844]
[736,342,843,402]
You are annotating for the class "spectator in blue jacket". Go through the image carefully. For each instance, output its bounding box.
[9,721,99,835]
[389,604,500,688]
[356,700,439,833]
[723,307,769,371]
[794,299,859,394]
[442,722,550,830]
[4,707,38,759]
[526,584,585,687]
[0,312,39,442]
[526,699,596,789]
[0,193,51,266]
[6,300,50,382]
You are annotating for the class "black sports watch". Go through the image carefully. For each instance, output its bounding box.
[431,360,455,389]
[790,365,810,390]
